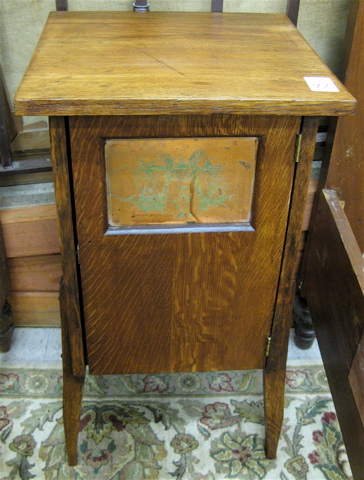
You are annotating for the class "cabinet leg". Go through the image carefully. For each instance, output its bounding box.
[263,368,286,459]
[63,367,85,466]
[59,278,85,466]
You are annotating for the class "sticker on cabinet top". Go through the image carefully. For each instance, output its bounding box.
[304,77,339,92]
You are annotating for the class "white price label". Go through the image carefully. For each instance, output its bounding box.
[304,77,339,93]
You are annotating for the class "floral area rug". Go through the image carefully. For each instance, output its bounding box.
[0,362,352,480]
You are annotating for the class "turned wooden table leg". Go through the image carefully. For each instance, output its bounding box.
[59,279,85,466]
[293,292,316,350]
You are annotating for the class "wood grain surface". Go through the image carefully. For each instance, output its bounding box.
[303,189,364,478]
[264,116,319,458]
[9,291,60,326]
[69,114,300,375]
[49,117,85,377]
[14,12,355,117]
[59,278,85,466]
[326,0,364,253]
[0,223,11,311]
[0,204,59,258]
[8,255,61,292]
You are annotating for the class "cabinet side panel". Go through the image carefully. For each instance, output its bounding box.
[49,116,85,376]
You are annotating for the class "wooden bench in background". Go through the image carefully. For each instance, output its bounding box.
[0,203,61,326]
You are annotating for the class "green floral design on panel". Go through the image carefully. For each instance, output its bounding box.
[123,152,233,217]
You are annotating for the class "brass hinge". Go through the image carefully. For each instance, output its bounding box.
[294,132,302,163]
[265,335,272,357]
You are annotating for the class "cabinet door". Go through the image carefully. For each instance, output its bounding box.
[70,115,300,375]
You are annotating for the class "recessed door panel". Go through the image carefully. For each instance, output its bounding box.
[105,137,257,227]
[70,115,299,375]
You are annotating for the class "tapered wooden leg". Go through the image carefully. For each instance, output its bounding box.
[264,368,286,459]
[263,117,320,458]
[60,279,85,466]
[62,364,85,466]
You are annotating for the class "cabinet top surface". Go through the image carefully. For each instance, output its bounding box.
[14,11,355,117]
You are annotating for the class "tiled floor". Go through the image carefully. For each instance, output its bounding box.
[0,328,62,366]
[0,327,322,366]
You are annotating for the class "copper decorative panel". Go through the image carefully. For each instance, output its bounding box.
[105,137,257,227]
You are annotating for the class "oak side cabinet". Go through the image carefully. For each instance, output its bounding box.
[14,11,355,466]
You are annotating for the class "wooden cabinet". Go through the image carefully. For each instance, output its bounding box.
[14,11,355,466]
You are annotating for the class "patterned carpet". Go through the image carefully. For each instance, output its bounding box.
[0,362,352,480]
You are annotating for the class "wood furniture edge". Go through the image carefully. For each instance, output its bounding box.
[59,278,85,466]
[13,12,356,118]
[264,116,319,457]
[49,116,85,377]
[14,100,356,118]
[321,190,363,283]
[326,0,364,251]
[302,189,364,478]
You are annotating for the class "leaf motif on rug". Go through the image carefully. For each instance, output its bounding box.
[1,401,32,444]
[6,434,37,480]
[231,399,265,425]
[308,412,353,479]
[210,430,272,478]
[200,402,240,431]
